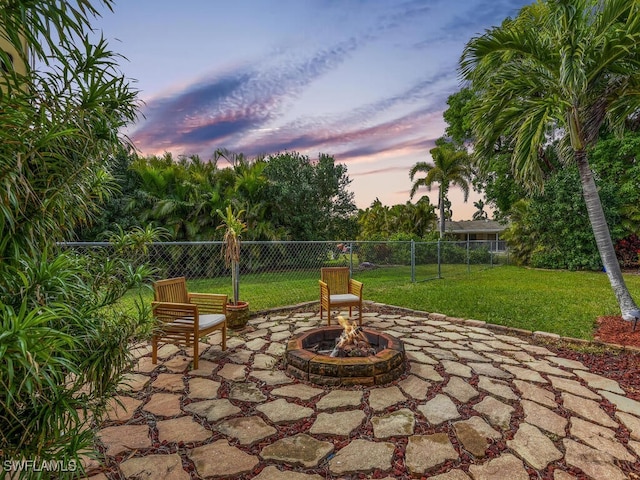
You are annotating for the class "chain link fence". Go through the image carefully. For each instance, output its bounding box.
[59,240,510,311]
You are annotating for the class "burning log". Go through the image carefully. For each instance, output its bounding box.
[330,316,376,357]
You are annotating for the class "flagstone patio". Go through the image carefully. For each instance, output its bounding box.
[85,303,640,479]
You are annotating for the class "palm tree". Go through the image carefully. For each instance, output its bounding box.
[409,143,471,238]
[472,200,488,221]
[460,0,640,321]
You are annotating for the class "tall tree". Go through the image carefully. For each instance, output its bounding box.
[263,152,356,240]
[409,141,471,237]
[460,0,640,321]
[0,0,154,471]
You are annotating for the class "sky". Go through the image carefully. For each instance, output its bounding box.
[93,0,530,219]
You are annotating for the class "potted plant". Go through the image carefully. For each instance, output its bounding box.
[217,205,250,329]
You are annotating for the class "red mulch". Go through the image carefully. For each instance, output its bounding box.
[540,315,640,401]
[594,315,640,347]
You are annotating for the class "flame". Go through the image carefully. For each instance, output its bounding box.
[335,315,367,348]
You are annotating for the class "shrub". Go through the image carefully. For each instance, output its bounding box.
[614,234,640,269]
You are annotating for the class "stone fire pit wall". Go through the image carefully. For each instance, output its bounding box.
[285,326,406,386]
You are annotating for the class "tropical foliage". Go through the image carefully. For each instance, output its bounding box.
[460,0,640,319]
[0,1,155,475]
[357,197,437,240]
[83,151,358,242]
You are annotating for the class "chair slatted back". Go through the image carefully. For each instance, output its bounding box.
[154,277,189,303]
[321,267,350,294]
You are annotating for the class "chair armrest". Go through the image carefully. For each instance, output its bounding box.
[152,301,198,314]
[348,279,363,298]
[319,280,330,301]
[188,293,228,315]
[152,301,199,328]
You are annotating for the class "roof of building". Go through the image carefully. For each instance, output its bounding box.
[444,220,507,234]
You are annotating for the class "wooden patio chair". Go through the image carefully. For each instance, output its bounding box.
[319,267,363,326]
[151,277,227,370]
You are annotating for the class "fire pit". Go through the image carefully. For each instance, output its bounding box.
[285,317,406,386]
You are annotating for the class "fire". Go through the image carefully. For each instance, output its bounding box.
[330,315,372,357]
[335,315,367,348]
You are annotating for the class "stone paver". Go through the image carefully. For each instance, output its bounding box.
[561,392,618,428]
[253,466,323,480]
[250,369,292,385]
[316,389,363,410]
[261,434,333,468]
[574,370,624,394]
[410,362,444,381]
[563,438,627,480]
[188,377,220,398]
[521,399,567,436]
[328,439,394,475]
[454,416,500,457]
[441,359,473,377]
[507,422,562,469]
[153,373,185,391]
[310,410,365,436]
[216,415,277,444]
[468,453,529,480]
[104,396,142,422]
[257,398,314,423]
[271,383,324,400]
[468,362,512,379]
[443,376,479,402]
[406,433,458,475]
[616,411,640,441]
[418,394,460,425]
[229,381,268,402]
[120,454,189,480]
[371,408,415,438]
[156,416,211,444]
[501,364,547,383]
[118,373,150,392]
[190,440,259,477]
[569,416,635,461]
[397,374,431,400]
[478,376,517,400]
[184,398,241,421]
[473,396,514,430]
[599,390,640,416]
[98,425,151,456]
[548,375,601,400]
[91,305,638,479]
[513,379,556,408]
[143,392,182,417]
[217,362,247,381]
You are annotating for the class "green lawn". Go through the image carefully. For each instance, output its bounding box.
[127,265,640,340]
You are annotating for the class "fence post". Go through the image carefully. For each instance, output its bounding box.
[349,241,354,275]
[437,239,442,279]
[467,238,471,274]
[411,239,415,283]
[490,241,494,267]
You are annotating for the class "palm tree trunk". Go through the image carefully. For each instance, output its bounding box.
[576,151,640,320]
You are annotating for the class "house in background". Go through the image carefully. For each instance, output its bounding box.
[1,27,29,84]
[444,219,508,251]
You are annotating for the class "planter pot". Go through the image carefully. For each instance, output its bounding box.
[226,301,250,330]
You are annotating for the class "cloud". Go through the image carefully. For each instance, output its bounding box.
[132,34,363,155]
[129,0,509,166]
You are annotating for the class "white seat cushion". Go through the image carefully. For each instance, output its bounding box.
[330,294,360,303]
[170,313,225,330]
[198,314,226,329]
